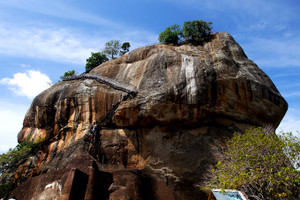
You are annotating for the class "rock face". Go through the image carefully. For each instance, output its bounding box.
[14,32,287,200]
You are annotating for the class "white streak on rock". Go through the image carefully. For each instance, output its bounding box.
[181,54,197,104]
[45,180,62,195]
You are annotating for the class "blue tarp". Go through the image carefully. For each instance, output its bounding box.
[212,191,244,200]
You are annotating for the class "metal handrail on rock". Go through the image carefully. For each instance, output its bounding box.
[62,74,138,94]
[63,73,138,141]
[83,91,134,143]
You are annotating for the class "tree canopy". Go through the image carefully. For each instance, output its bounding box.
[85,40,130,72]
[182,20,212,44]
[205,127,300,199]
[158,24,181,45]
[103,40,121,60]
[120,42,131,56]
[158,20,213,45]
[85,52,108,72]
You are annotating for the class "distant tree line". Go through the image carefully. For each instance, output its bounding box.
[158,20,213,45]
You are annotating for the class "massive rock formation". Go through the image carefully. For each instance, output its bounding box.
[14,32,287,200]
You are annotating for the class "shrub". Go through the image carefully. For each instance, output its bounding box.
[0,141,41,198]
[60,70,75,80]
[206,127,300,199]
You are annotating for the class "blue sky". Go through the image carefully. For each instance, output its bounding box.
[0,0,299,153]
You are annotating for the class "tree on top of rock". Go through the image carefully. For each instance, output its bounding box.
[85,40,131,72]
[182,20,212,45]
[60,70,75,80]
[85,52,108,72]
[120,42,131,56]
[103,40,121,60]
[158,20,213,45]
[158,24,182,45]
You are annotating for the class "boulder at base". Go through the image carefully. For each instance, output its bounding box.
[14,32,287,200]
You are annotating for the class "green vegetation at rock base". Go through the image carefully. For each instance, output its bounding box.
[0,141,42,199]
[204,127,300,199]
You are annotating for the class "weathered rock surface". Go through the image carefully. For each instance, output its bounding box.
[14,32,287,200]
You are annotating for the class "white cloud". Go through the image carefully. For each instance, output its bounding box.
[242,36,300,67]
[0,100,28,153]
[0,0,122,30]
[0,70,52,99]
[0,23,100,64]
[249,20,268,31]
[273,73,300,78]
[283,91,300,98]
[0,22,157,65]
[0,1,160,66]
[20,64,31,68]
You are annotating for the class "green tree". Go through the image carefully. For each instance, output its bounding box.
[0,141,41,199]
[120,42,131,56]
[103,40,121,60]
[60,70,75,80]
[158,24,182,45]
[85,52,108,72]
[206,127,300,199]
[182,20,212,44]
